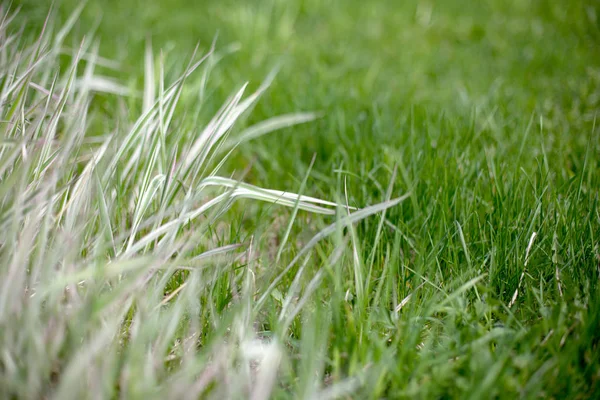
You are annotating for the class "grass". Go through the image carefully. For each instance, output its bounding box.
[2,0,600,398]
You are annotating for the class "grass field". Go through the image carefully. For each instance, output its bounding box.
[2,0,600,398]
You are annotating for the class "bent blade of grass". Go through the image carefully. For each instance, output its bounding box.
[256,194,411,310]
[200,176,345,209]
[226,187,337,214]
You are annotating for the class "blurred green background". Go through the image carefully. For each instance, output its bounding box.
[16,1,600,156]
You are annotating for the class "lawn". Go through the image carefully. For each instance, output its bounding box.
[2,0,600,398]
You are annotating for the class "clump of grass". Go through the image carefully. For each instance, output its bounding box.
[0,7,405,399]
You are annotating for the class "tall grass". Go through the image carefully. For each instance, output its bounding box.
[0,7,404,398]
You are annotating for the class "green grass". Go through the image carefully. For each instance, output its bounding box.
[2,0,600,398]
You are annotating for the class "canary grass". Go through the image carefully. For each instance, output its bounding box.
[0,7,404,399]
